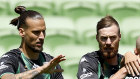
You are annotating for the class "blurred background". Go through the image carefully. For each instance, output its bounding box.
[0,0,140,78]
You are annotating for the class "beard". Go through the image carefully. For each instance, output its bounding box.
[27,43,43,53]
[100,44,119,59]
[102,49,118,59]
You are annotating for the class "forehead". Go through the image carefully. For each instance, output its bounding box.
[98,24,119,36]
[25,18,46,30]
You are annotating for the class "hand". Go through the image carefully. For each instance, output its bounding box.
[124,52,140,76]
[41,55,66,74]
[109,67,127,79]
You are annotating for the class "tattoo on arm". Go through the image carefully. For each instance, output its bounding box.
[31,71,39,78]
[17,70,39,79]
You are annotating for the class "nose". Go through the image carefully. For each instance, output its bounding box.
[106,38,111,45]
[39,32,45,40]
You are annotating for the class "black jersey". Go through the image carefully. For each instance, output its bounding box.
[77,51,123,79]
[0,48,63,79]
[125,74,140,79]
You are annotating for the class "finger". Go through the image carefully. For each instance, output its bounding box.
[134,59,140,74]
[131,61,139,76]
[53,55,66,63]
[137,56,140,65]
[50,55,65,63]
[128,63,135,76]
[56,57,66,63]
[125,64,131,74]
[49,55,66,67]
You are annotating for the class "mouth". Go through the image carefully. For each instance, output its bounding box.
[36,42,43,47]
[104,48,114,52]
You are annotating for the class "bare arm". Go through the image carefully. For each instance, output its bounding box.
[109,67,127,79]
[2,68,41,79]
[1,55,66,79]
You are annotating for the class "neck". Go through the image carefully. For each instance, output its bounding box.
[105,55,118,65]
[19,44,39,60]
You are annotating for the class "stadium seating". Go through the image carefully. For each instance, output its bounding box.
[44,16,76,50]
[0,16,18,36]
[105,2,140,21]
[119,45,134,55]
[121,17,140,45]
[15,1,54,16]
[0,1,9,15]
[0,34,21,51]
[76,16,101,45]
[60,1,100,20]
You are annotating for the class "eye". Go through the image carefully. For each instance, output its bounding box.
[43,30,46,35]
[32,31,40,35]
[110,36,117,41]
[101,36,107,41]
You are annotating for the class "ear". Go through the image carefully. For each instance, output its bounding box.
[19,28,25,37]
[134,48,138,55]
[119,33,121,41]
[96,34,99,42]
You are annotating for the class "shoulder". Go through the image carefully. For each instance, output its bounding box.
[0,49,21,73]
[118,53,124,57]
[79,51,100,67]
[0,48,21,60]
[77,51,100,78]
[81,51,99,62]
[117,53,124,59]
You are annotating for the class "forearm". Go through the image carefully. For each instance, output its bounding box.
[109,67,127,79]
[16,66,44,79]
[2,66,43,79]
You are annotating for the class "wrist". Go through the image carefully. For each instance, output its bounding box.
[36,66,45,74]
[120,67,127,74]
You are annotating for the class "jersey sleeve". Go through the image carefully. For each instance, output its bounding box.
[77,55,99,79]
[0,53,18,78]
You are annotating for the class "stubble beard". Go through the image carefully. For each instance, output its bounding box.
[27,43,43,53]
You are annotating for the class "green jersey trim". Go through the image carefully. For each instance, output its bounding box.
[21,53,51,79]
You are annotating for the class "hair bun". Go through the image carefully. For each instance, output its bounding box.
[15,6,26,15]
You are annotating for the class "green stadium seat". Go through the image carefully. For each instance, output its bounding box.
[53,44,94,59]
[105,2,140,21]
[15,1,54,16]
[0,34,21,51]
[129,29,140,45]
[76,16,101,45]
[0,46,6,56]
[0,1,9,15]
[60,1,100,20]
[119,45,134,55]
[121,17,140,45]
[44,17,76,50]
